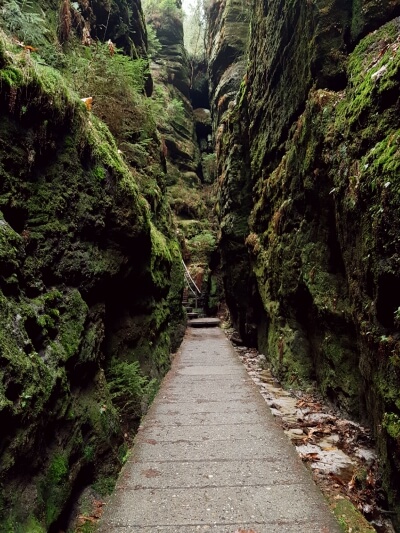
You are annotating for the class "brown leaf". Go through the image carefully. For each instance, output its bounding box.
[329,473,346,486]
[142,468,161,478]
[77,515,96,525]
[81,97,93,111]
[300,452,320,462]
[366,470,375,487]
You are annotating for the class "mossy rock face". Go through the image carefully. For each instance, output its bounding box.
[78,0,147,57]
[330,497,376,532]
[0,24,184,530]
[212,0,400,523]
[207,0,250,129]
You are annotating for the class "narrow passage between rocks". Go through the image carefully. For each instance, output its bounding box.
[98,326,341,533]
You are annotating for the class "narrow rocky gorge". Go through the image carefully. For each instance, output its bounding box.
[1,0,400,531]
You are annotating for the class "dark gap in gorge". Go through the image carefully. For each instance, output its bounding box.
[376,273,400,329]
[190,59,209,109]
[47,465,95,533]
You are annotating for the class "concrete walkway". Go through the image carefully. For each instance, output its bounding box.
[98,326,341,533]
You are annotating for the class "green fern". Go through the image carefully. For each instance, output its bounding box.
[146,23,162,59]
[108,359,158,419]
[65,43,151,141]
[0,0,46,45]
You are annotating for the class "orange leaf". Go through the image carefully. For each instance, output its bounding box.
[81,97,93,111]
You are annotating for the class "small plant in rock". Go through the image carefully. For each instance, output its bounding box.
[166,98,185,124]
[146,23,162,59]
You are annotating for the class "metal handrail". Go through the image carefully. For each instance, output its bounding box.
[182,260,201,295]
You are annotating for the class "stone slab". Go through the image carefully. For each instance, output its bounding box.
[99,485,334,528]
[99,522,339,533]
[150,399,264,415]
[188,318,221,327]
[130,437,289,462]
[135,422,274,442]
[116,458,309,490]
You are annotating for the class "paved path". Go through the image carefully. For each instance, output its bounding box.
[98,327,341,533]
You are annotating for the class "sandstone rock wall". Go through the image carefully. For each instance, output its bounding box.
[210,0,400,522]
[205,0,253,333]
[0,1,185,528]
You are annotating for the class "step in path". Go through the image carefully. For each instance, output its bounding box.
[97,326,341,533]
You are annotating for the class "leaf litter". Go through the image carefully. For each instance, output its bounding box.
[228,335,396,533]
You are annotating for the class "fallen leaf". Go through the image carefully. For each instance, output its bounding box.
[300,452,320,462]
[77,515,96,525]
[142,468,161,478]
[81,97,93,111]
[144,438,158,445]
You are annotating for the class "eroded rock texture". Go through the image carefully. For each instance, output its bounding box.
[210,0,400,522]
[146,4,200,179]
[206,0,253,336]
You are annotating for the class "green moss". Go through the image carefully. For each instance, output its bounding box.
[47,454,68,484]
[330,497,375,532]
[0,35,79,123]
[39,453,70,526]
[186,230,216,263]
[383,413,400,440]
[317,335,361,414]
[92,166,106,181]
[257,311,314,388]
[0,515,46,533]
[58,289,87,360]
[0,290,56,417]
[149,223,173,289]
[92,476,116,496]
[85,117,128,178]
[0,33,5,66]
[0,65,23,87]
[0,14,186,530]
[335,18,400,132]
[0,212,23,290]
[168,180,207,219]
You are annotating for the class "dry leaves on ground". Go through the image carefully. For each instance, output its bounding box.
[76,499,105,530]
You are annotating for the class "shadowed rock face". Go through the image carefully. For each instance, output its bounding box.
[205,0,253,340]
[145,2,219,308]
[209,0,400,523]
[207,0,250,128]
